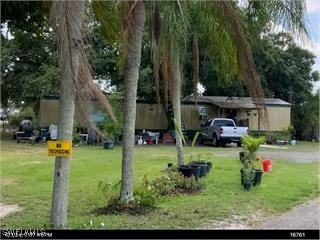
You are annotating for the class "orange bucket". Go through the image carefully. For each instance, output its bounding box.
[262,159,272,172]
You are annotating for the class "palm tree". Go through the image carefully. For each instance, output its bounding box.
[92,0,146,203]
[153,0,308,165]
[49,0,115,229]
[49,0,86,229]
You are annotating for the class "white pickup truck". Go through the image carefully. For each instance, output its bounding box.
[200,118,248,147]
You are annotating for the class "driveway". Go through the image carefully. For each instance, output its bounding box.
[212,145,319,163]
[199,197,320,229]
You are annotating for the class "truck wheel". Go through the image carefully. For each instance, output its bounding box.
[199,135,204,145]
[212,136,220,147]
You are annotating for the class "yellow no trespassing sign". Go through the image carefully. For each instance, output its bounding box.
[47,141,72,157]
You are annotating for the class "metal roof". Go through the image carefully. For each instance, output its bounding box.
[182,96,290,109]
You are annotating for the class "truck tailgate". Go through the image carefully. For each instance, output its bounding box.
[220,127,248,138]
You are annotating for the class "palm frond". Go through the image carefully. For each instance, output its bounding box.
[217,1,264,100]
[194,2,239,83]
[216,1,267,124]
[272,0,309,41]
[91,0,120,44]
[245,0,309,43]
[51,1,115,139]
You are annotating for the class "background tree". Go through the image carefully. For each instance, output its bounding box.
[253,32,316,104]
[1,1,60,115]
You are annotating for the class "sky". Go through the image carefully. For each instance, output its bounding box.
[305,0,320,90]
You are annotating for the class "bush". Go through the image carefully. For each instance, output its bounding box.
[96,179,156,215]
[148,172,205,196]
[96,172,205,215]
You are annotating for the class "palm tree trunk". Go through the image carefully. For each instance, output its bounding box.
[120,1,145,203]
[172,42,184,166]
[50,0,85,229]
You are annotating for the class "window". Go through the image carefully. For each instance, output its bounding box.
[198,106,208,119]
[213,120,235,127]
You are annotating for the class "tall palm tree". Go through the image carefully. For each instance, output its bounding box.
[49,0,115,229]
[92,0,146,203]
[49,0,86,229]
[154,0,308,165]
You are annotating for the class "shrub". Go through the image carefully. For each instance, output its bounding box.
[148,172,205,196]
[96,172,205,215]
[96,179,156,215]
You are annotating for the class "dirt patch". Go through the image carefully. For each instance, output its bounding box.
[93,205,157,216]
[0,203,23,219]
[198,211,265,229]
[199,198,320,229]
[0,179,16,185]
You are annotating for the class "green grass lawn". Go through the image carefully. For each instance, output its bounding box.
[0,140,319,229]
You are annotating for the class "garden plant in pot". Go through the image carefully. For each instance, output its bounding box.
[240,135,265,190]
[173,123,213,179]
[173,121,201,180]
[100,121,122,149]
[187,132,208,178]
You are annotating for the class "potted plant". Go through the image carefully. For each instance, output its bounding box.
[172,122,214,179]
[172,123,201,180]
[100,121,122,149]
[240,135,265,190]
[252,156,263,186]
[186,132,209,178]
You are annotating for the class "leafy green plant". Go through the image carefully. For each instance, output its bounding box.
[148,172,205,196]
[97,178,156,215]
[173,119,204,164]
[97,179,121,197]
[240,135,265,189]
[241,135,265,168]
[99,121,122,142]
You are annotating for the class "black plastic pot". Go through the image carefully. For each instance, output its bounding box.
[178,165,200,180]
[190,163,207,178]
[206,162,213,173]
[240,169,244,185]
[243,180,252,190]
[239,152,245,163]
[240,168,262,189]
[253,169,263,186]
[103,141,114,149]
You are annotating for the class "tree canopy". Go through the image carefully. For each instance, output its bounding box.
[1,0,318,140]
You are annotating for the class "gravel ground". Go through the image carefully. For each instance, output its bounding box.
[214,148,319,163]
[256,198,320,229]
[199,146,320,230]
[199,198,320,229]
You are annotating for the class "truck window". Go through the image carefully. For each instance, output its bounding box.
[205,119,212,127]
[213,120,235,127]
